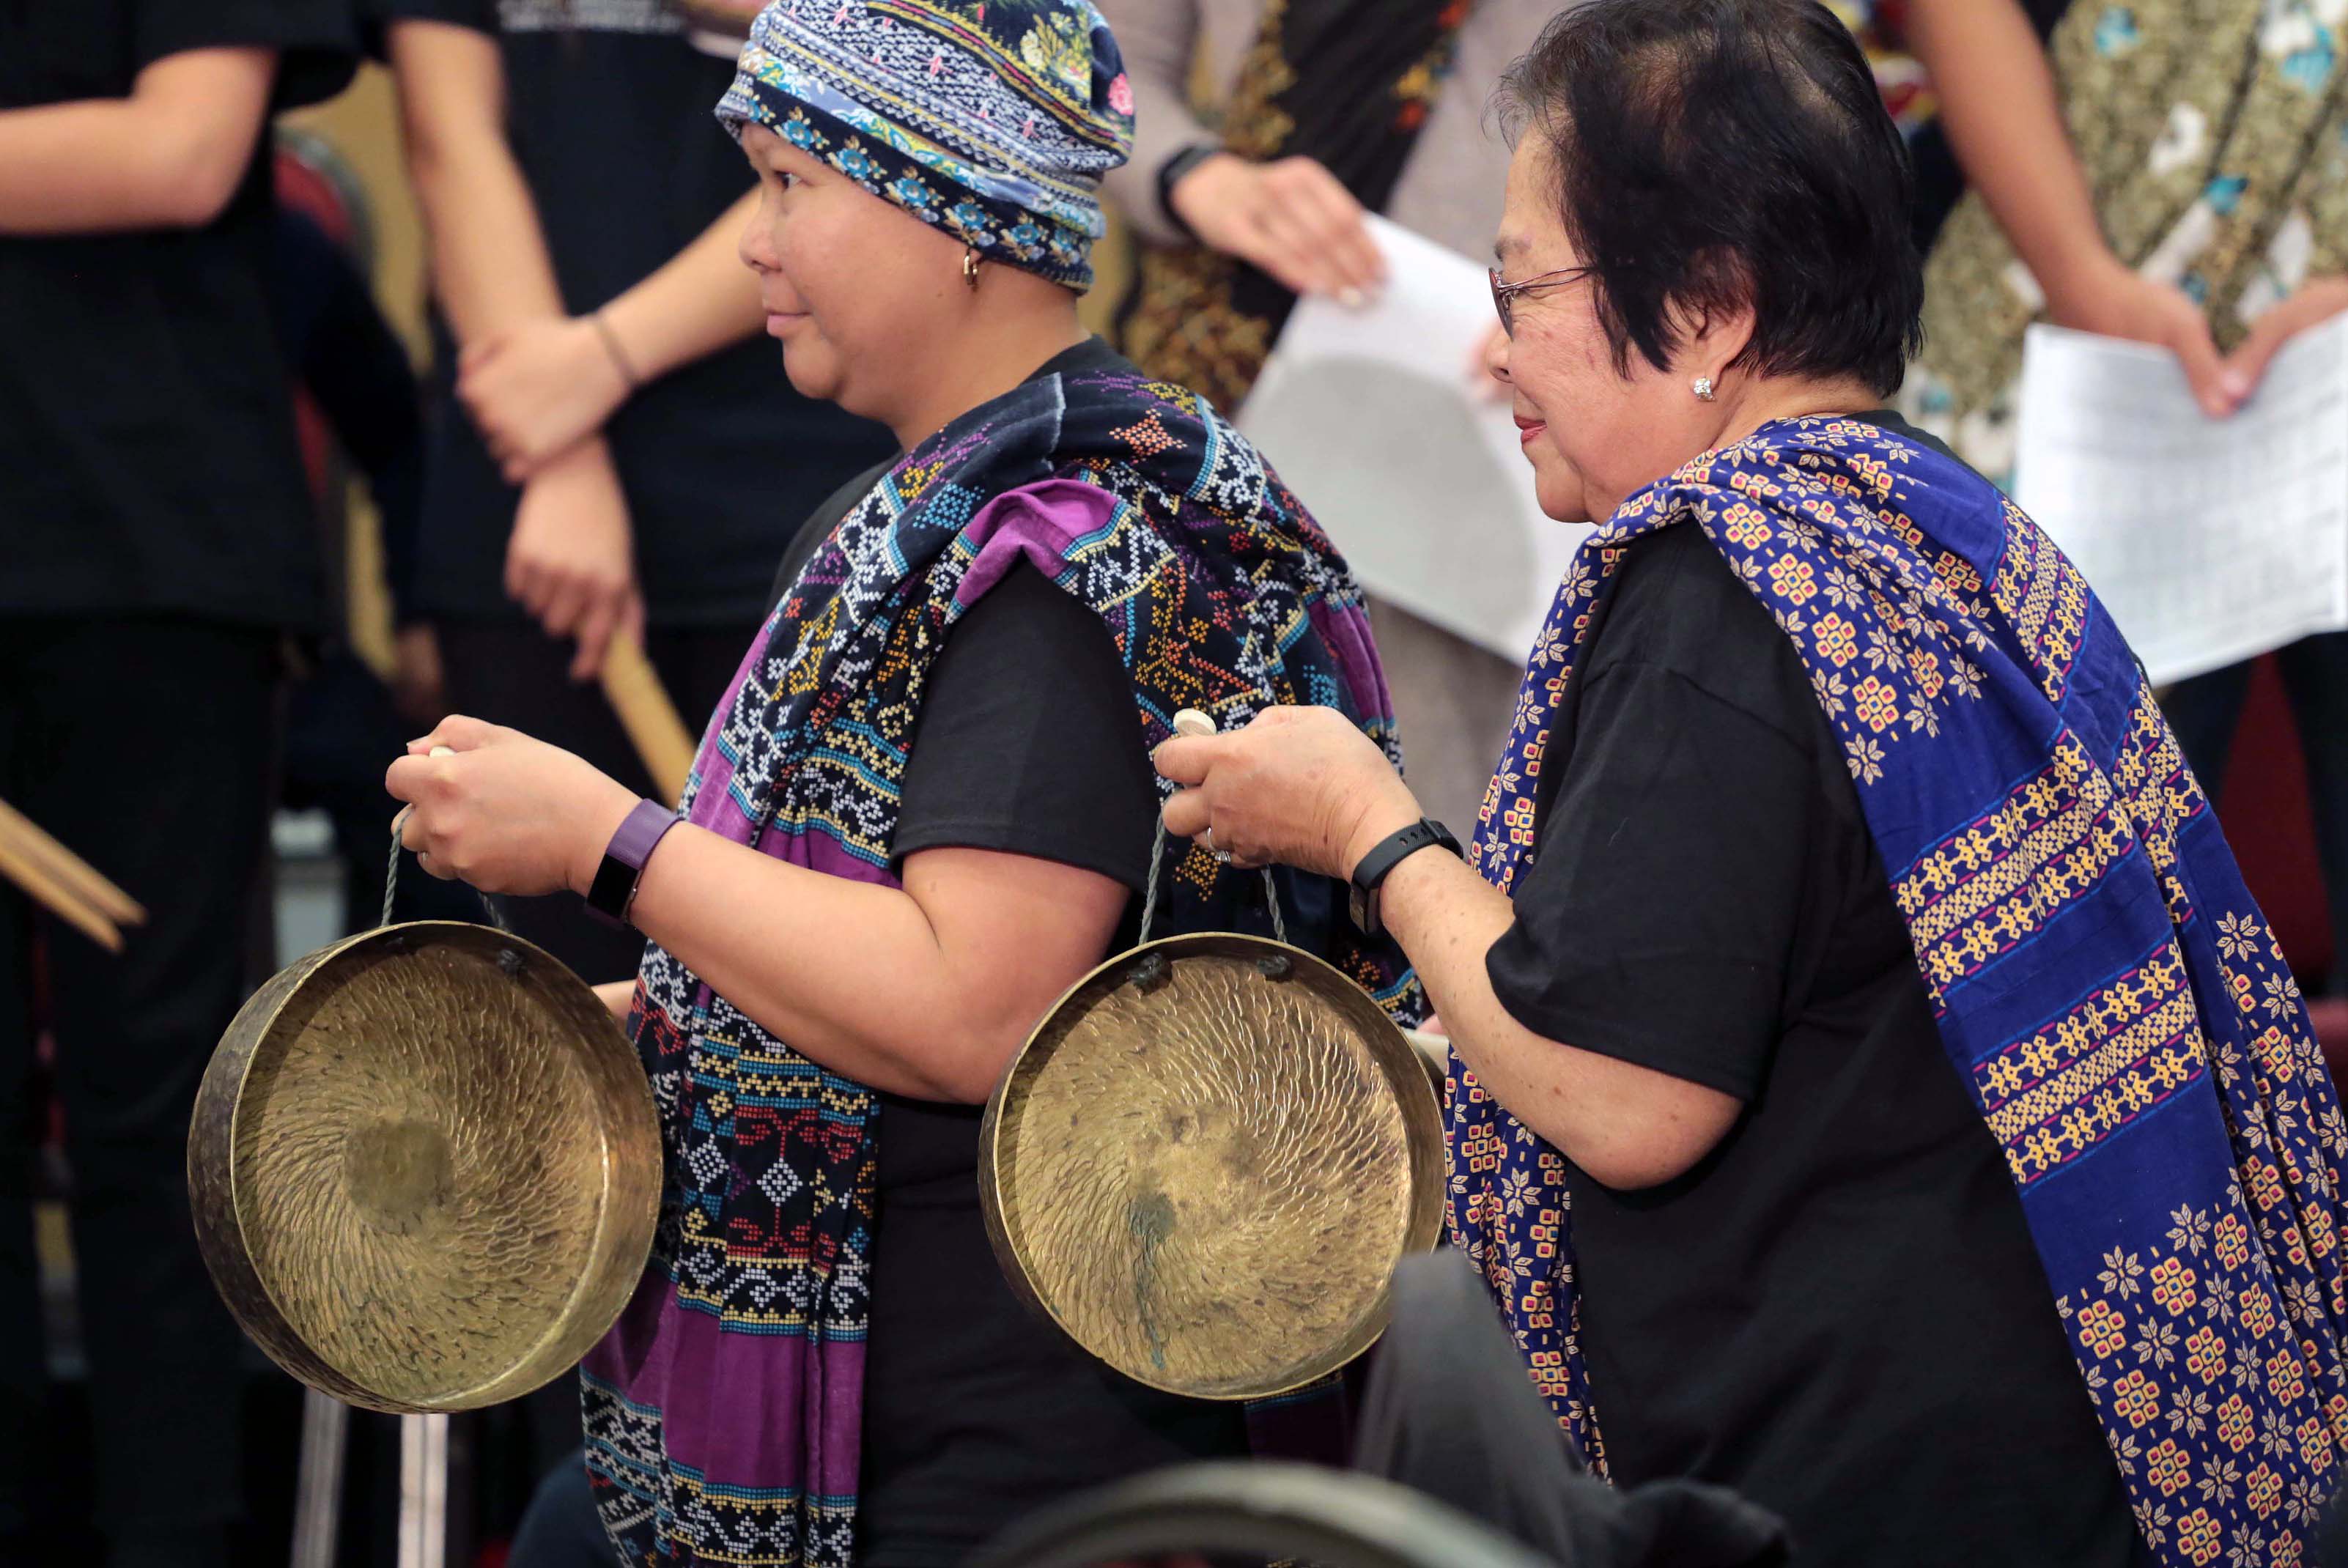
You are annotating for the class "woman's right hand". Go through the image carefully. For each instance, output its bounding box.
[1168,152,1387,305]
[2043,255,2246,418]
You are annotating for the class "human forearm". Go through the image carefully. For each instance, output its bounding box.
[0,48,273,234]
[1376,846,1736,1189]
[405,134,566,340]
[454,189,765,480]
[621,832,1118,1103]
[391,21,568,344]
[1901,0,2115,308]
[597,188,766,384]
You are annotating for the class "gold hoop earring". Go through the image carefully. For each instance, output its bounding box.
[962,245,984,292]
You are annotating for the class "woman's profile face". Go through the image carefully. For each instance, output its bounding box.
[1490,136,1722,525]
[737,123,967,424]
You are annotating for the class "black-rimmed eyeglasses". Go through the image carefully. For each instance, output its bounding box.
[1488,265,1595,337]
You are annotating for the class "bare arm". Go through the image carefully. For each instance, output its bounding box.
[1154,709,1740,1190]
[387,19,566,343]
[597,187,766,382]
[1356,829,1738,1191]
[1901,0,2106,312]
[0,48,276,234]
[1902,0,2242,412]
[457,188,768,479]
[388,717,1133,1103]
[622,836,1127,1103]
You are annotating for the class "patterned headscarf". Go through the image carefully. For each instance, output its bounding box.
[715,0,1134,291]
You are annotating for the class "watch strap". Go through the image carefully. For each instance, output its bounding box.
[1352,818,1460,896]
[585,798,680,929]
[1156,142,1224,241]
[1348,818,1459,936]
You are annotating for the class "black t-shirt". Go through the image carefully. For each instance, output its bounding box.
[766,337,1250,1567]
[374,0,894,627]
[0,1,358,631]
[1484,419,2138,1568]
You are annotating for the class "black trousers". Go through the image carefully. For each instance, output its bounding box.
[434,616,758,1471]
[0,615,282,1553]
[2163,633,2348,994]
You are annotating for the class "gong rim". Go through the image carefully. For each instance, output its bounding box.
[978,932,1446,1402]
[188,921,661,1414]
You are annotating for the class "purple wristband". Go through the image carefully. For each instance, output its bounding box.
[584,798,682,929]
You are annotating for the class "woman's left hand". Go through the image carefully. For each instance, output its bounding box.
[2223,275,2348,404]
[1153,706,1422,881]
[385,715,640,897]
[458,315,632,483]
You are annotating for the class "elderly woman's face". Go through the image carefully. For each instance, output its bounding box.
[1491,137,1722,525]
[737,124,970,422]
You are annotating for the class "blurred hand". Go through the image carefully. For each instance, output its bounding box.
[1154,706,1419,880]
[2223,275,2348,404]
[1169,152,1386,305]
[2044,256,2242,418]
[459,314,631,483]
[505,440,643,683]
[386,714,638,897]
[388,623,446,728]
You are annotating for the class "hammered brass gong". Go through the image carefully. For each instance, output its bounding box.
[980,933,1446,1401]
[188,922,660,1414]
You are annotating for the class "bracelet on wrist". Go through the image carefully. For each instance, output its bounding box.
[591,310,643,391]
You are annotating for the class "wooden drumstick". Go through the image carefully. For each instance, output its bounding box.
[599,632,697,807]
[0,796,144,926]
[0,824,123,953]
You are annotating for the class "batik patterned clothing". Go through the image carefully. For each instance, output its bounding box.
[1907,0,2348,481]
[580,363,1417,1568]
[1458,415,2348,1566]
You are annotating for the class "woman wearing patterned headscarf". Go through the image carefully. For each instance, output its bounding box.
[1157,2,2348,1564]
[384,3,1417,1564]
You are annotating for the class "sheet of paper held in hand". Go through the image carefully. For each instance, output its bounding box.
[2012,317,2348,687]
[1238,214,1593,664]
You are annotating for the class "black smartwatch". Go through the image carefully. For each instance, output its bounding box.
[1348,818,1460,937]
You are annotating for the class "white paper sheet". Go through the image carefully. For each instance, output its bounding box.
[2011,317,2348,686]
[1237,214,1590,664]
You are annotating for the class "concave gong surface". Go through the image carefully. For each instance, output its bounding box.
[230,936,619,1408]
[990,944,1430,1399]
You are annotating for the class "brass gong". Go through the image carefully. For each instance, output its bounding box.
[979,932,1447,1401]
[188,922,661,1414]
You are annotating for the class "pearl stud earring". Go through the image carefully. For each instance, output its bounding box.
[1692,375,1717,402]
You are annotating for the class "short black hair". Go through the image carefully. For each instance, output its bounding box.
[1495,0,1924,397]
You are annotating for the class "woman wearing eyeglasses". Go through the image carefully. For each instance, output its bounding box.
[1154,2,2348,1564]
[382,3,1418,1564]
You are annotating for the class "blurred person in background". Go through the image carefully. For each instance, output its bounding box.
[0,5,355,1564]
[1895,0,2348,991]
[374,0,896,985]
[1096,0,1561,837]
